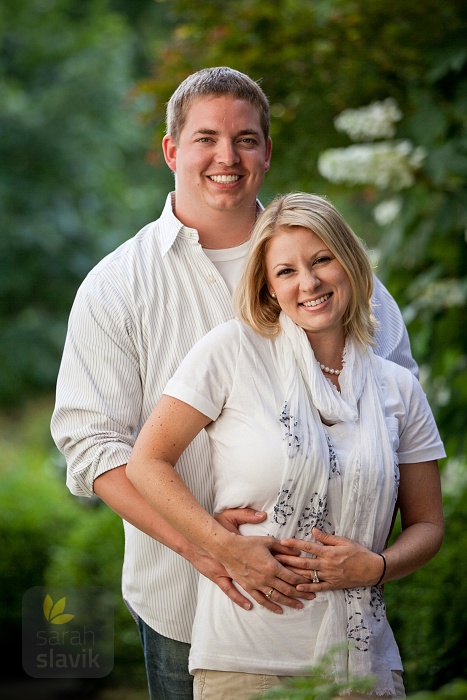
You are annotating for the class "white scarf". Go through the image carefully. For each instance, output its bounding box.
[269,312,400,696]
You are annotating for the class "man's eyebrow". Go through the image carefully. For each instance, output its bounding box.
[191,128,261,137]
[193,129,218,136]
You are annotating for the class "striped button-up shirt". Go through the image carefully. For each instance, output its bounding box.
[51,192,418,643]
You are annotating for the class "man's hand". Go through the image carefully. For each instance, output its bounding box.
[215,507,267,533]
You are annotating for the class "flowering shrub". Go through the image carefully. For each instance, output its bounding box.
[334,98,402,141]
[318,98,426,192]
[318,141,426,191]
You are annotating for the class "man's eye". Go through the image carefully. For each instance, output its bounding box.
[238,138,258,145]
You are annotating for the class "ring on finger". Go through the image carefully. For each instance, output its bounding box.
[265,588,274,600]
[313,570,320,584]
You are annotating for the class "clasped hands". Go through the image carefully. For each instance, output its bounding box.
[211,509,384,614]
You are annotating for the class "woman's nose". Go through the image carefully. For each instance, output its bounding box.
[299,269,320,291]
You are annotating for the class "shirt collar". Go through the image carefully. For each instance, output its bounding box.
[158,192,264,257]
[158,192,185,258]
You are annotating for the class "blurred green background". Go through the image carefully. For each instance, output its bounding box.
[1,1,466,698]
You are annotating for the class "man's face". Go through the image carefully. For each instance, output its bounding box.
[163,95,272,219]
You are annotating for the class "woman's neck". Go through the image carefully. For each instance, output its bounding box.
[305,329,346,388]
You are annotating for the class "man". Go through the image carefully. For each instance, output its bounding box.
[51,67,418,700]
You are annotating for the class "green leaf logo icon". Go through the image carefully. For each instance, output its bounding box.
[43,594,75,625]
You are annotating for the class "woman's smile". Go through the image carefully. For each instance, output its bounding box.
[265,226,352,345]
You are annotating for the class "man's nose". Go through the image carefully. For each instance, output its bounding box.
[215,141,240,166]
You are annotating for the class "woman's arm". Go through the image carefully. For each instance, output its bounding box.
[126,394,313,612]
[94,466,268,611]
[276,460,444,591]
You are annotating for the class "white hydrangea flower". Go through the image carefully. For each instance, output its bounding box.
[418,279,467,309]
[334,98,402,141]
[318,141,427,191]
[373,198,402,225]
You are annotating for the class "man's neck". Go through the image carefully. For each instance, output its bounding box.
[175,201,258,250]
[198,218,254,249]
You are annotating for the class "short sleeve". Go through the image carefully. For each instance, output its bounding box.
[396,373,446,463]
[163,320,241,421]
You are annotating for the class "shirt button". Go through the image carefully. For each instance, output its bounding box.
[207,275,217,284]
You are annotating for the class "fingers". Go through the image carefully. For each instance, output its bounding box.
[273,558,327,592]
[249,589,284,614]
[215,508,267,534]
[216,577,254,611]
[274,553,316,571]
[311,527,342,545]
[249,586,316,614]
[281,529,346,551]
[271,542,303,557]
[279,537,322,558]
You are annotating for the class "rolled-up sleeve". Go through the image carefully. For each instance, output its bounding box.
[51,273,142,497]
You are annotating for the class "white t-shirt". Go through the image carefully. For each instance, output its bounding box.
[203,239,251,295]
[164,320,445,675]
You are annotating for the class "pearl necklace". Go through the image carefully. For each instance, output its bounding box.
[319,363,341,376]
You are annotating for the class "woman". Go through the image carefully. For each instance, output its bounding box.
[127,193,444,699]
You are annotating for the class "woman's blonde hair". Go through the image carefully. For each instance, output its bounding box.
[233,192,376,346]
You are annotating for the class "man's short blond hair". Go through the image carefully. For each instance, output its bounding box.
[166,66,270,145]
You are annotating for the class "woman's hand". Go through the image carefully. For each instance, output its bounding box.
[277,462,444,594]
[276,527,384,592]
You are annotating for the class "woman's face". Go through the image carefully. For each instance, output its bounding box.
[265,226,352,343]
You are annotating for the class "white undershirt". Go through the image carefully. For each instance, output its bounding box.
[202,240,251,295]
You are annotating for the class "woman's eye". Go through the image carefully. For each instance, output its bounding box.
[277,268,292,276]
[314,256,332,265]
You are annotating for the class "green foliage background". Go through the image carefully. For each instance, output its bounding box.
[1,0,466,695]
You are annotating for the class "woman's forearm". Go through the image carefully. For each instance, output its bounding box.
[125,455,231,557]
[381,521,444,583]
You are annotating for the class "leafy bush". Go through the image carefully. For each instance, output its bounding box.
[45,497,146,685]
[0,0,164,406]
[385,473,467,692]
[0,399,145,686]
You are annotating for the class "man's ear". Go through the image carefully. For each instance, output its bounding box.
[162,134,177,172]
[264,137,273,172]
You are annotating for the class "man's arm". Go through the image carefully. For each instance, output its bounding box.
[372,275,419,377]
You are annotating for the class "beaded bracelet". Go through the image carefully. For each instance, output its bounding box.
[375,553,387,586]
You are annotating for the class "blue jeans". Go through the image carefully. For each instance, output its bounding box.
[136,615,193,700]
